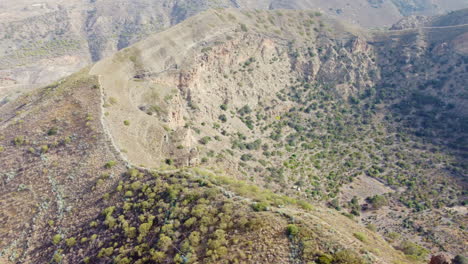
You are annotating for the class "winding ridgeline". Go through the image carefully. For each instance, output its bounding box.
[0,8,467,264]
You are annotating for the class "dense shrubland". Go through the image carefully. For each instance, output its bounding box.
[49,168,394,264]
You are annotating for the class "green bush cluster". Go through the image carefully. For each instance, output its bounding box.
[62,169,269,263]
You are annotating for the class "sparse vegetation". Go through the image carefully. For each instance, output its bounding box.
[1,7,467,264]
[398,241,429,260]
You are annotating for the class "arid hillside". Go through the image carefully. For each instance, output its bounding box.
[0,7,467,264]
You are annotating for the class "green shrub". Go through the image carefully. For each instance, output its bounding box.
[123,120,130,126]
[104,215,117,229]
[130,181,142,191]
[52,234,62,245]
[199,136,211,145]
[52,252,63,263]
[98,247,114,258]
[333,250,365,264]
[297,200,313,211]
[151,251,166,261]
[399,241,429,260]
[219,114,227,123]
[353,232,367,242]
[116,257,131,264]
[13,136,25,146]
[184,217,197,227]
[40,145,49,153]
[189,231,201,246]
[238,105,252,116]
[386,231,400,241]
[240,154,253,161]
[251,202,268,211]
[366,195,388,209]
[201,47,213,53]
[453,255,468,264]
[240,23,248,32]
[65,237,77,247]
[138,222,153,242]
[286,224,299,237]
[158,234,172,251]
[48,127,58,135]
[104,160,116,169]
[366,224,377,232]
[125,227,137,238]
[317,254,333,264]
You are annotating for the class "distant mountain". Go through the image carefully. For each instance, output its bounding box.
[391,8,468,29]
[1,0,467,96]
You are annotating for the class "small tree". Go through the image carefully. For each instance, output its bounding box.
[366,195,388,209]
[219,114,227,123]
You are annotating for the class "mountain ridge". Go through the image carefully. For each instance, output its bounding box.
[1,0,467,97]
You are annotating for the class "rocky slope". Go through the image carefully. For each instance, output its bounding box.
[0,7,467,264]
[89,8,467,258]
